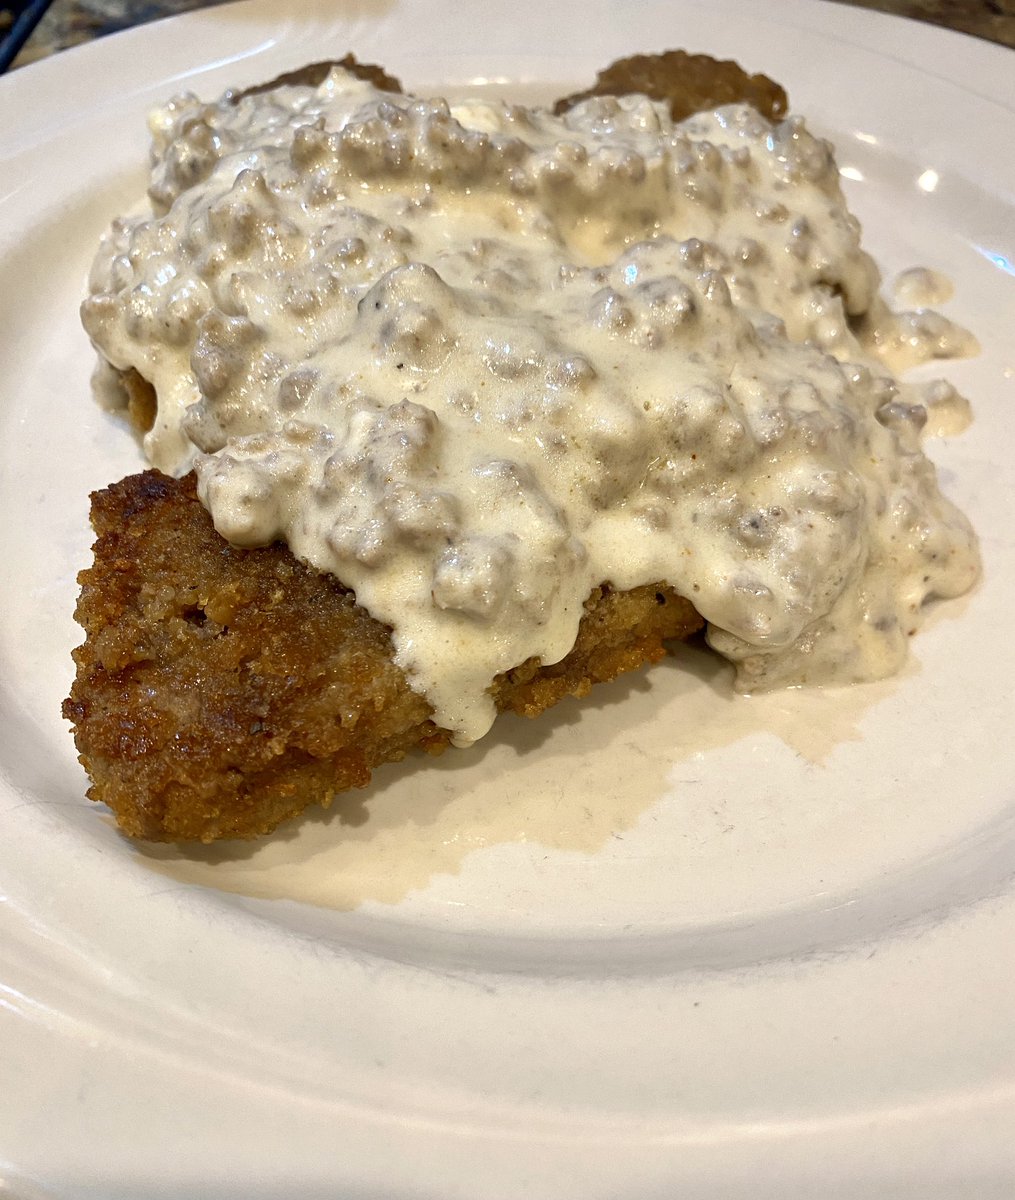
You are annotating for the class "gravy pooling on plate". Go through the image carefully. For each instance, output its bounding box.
[81,64,979,746]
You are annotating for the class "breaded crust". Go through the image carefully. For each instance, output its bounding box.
[553,49,788,121]
[230,49,786,123]
[228,54,403,102]
[63,472,702,842]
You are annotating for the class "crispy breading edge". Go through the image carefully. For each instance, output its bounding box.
[227,54,403,103]
[552,49,788,121]
[63,472,702,842]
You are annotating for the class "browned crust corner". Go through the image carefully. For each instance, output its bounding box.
[553,49,788,122]
[63,471,702,842]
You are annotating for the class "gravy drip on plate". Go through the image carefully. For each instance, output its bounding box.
[82,69,980,745]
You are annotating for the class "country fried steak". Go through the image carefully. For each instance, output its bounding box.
[64,52,788,841]
[553,49,787,122]
[63,473,701,842]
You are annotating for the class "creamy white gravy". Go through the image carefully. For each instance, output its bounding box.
[893,266,954,308]
[82,68,980,745]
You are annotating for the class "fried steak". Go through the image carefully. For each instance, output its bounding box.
[65,52,789,841]
[553,49,787,122]
[64,473,701,842]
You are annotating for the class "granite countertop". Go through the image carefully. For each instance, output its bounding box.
[6,0,1015,68]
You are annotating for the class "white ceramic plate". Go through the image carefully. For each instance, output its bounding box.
[1,2,1014,1196]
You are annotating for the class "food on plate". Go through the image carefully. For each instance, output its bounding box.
[230,54,403,101]
[63,471,700,842]
[553,49,788,121]
[65,53,980,841]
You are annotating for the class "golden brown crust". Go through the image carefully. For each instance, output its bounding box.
[228,54,403,103]
[553,49,788,122]
[64,472,702,842]
[229,50,785,121]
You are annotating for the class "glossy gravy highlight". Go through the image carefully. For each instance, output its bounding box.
[82,68,980,744]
